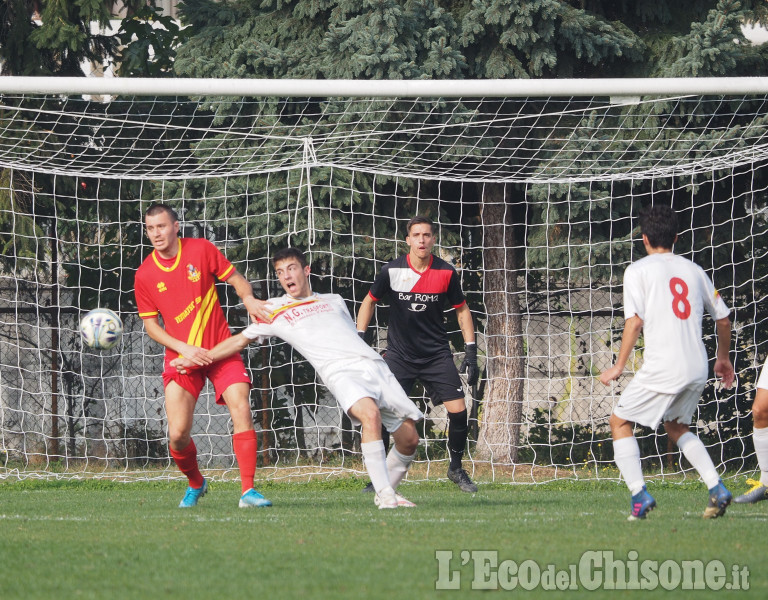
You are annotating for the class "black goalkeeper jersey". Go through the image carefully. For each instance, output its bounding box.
[368,254,466,362]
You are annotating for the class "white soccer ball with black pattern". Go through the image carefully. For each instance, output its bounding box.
[80,308,123,350]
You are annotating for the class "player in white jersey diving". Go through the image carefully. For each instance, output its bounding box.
[172,247,424,509]
[600,204,735,520]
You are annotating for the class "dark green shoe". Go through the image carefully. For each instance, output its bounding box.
[447,467,478,493]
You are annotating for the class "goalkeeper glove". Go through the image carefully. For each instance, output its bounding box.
[460,342,479,386]
[357,330,366,341]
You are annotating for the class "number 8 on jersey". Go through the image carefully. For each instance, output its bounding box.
[669,277,691,320]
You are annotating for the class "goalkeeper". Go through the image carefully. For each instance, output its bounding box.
[356,216,479,493]
[172,247,424,509]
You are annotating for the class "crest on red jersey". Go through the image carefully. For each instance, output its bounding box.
[186,264,201,283]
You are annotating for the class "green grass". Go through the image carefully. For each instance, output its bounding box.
[0,478,765,599]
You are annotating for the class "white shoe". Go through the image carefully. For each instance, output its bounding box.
[374,487,398,509]
[393,493,416,508]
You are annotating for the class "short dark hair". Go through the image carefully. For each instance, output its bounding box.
[272,247,307,268]
[639,204,678,250]
[145,203,179,222]
[406,215,434,236]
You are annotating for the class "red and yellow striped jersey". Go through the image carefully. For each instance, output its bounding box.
[135,238,235,360]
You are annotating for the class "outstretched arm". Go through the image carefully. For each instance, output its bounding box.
[173,332,252,372]
[227,270,272,323]
[600,315,643,385]
[714,316,734,389]
[142,317,213,366]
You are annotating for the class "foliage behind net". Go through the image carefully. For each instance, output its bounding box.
[1,87,767,482]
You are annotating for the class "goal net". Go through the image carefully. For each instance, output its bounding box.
[1,78,767,484]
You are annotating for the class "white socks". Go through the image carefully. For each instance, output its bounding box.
[676,432,721,489]
[753,426,768,486]
[613,436,645,496]
[386,447,416,489]
[361,440,391,494]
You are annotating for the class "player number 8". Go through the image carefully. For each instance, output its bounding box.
[669,277,691,320]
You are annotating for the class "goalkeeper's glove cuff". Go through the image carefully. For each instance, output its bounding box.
[462,342,479,386]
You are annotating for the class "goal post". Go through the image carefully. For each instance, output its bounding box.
[1,77,767,484]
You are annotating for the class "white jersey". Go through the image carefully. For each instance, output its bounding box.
[623,252,730,393]
[241,293,423,426]
[243,293,383,369]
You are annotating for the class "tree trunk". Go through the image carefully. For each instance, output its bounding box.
[476,183,524,464]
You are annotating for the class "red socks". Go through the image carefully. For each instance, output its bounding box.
[233,430,258,494]
[170,432,258,493]
[169,439,205,489]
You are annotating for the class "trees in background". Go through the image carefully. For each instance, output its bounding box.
[172,0,768,462]
[3,0,768,464]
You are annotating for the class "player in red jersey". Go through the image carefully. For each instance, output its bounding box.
[135,203,272,508]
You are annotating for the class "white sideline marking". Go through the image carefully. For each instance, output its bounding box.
[0,513,283,524]
[0,514,89,522]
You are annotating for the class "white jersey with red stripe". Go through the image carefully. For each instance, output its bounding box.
[623,252,730,393]
[242,293,383,369]
[240,292,423,426]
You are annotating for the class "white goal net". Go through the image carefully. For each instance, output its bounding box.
[1,78,767,483]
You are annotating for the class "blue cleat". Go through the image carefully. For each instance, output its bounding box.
[239,488,272,508]
[703,480,732,519]
[628,485,656,521]
[734,478,768,504]
[179,478,208,508]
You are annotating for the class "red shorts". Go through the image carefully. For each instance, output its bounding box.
[162,354,251,405]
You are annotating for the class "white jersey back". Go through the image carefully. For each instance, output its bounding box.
[241,293,384,380]
[623,252,730,393]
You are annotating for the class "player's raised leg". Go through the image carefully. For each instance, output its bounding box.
[165,381,208,508]
[735,388,768,504]
[221,381,272,508]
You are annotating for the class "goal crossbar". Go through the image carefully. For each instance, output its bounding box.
[3,76,768,98]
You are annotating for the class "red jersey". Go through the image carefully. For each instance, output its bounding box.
[135,238,236,361]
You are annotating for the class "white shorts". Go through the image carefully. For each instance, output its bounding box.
[613,377,706,429]
[757,356,768,390]
[324,358,424,432]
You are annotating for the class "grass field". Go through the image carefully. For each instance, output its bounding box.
[0,476,765,599]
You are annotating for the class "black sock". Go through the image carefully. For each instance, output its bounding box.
[381,425,390,451]
[447,409,468,471]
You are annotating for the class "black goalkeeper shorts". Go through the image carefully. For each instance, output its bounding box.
[383,350,464,405]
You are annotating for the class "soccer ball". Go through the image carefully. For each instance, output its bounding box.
[80,308,123,350]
